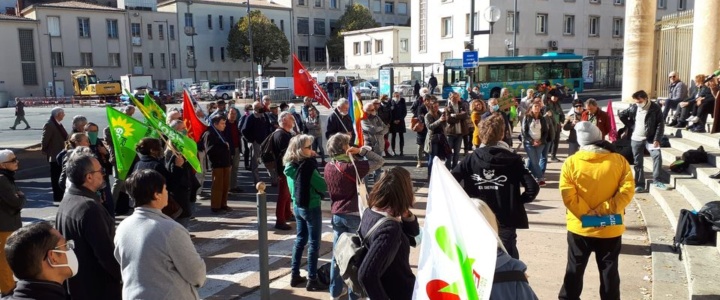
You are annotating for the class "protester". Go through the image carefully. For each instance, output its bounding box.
[57,133,90,189]
[471,200,538,300]
[685,74,715,133]
[271,112,296,230]
[241,101,273,184]
[619,90,669,192]
[304,107,325,164]
[389,92,407,156]
[166,121,196,228]
[267,104,280,130]
[55,153,121,300]
[0,150,25,294]
[564,99,585,156]
[378,96,393,157]
[523,101,550,186]
[2,222,71,300]
[545,95,565,162]
[358,167,419,300]
[238,104,253,170]
[225,108,243,193]
[558,122,634,300]
[326,98,353,141]
[262,95,272,112]
[664,71,689,124]
[288,103,305,136]
[202,114,233,213]
[115,169,206,299]
[105,106,136,214]
[85,122,113,216]
[424,97,446,179]
[166,110,182,124]
[361,102,388,180]
[470,99,487,148]
[518,89,535,121]
[301,97,316,121]
[452,114,539,259]
[8,99,29,130]
[411,92,430,168]
[70,116,87,134]
[41,107,68,202]
[581,98,611,139]
[283,135,328,290]
[444,92,469,169]
[324,133,384,299]
[483,98,513,146]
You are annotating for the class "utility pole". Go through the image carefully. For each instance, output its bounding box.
[246,2,256,100]
[186,0,197,83]
[513,0,517,56]
[47,33,57,101]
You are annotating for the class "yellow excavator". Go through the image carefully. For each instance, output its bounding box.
[71,69,121,96]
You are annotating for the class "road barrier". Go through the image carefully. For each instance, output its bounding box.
[14,96,121,108]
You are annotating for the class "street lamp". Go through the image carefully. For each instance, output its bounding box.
[45,33,57,102]
[154,19,172,93]
[243,1,255,99]
[467,5,501,50]
[186,0,197,83]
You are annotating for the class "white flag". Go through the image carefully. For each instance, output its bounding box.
[573,91,578,100]
[413,157,497,300]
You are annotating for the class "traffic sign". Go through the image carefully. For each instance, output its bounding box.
[463,51,478,69]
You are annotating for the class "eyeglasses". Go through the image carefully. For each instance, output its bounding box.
[574,105,583,108]
[4,158,18,164]
[87,168,105,176]
[54,240,75,251]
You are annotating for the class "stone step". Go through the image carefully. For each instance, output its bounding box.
[671,129,720,151]
[649,143,720,200]
[665,135,720,167]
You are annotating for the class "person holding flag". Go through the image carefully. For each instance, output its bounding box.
[325,98,353,142]
[581,98,612,140]
[201,115,233,214]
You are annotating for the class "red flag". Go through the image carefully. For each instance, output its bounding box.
[607,100,618,142]
[182,90,208,142]
[293,54,331,108]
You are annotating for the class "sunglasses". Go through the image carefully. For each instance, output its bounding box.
[4,158,18,164]
[574,105,583,108]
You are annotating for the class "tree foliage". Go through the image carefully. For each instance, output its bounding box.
[227,10,290,69]
[326,4,380,61]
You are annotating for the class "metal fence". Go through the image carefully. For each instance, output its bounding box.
[653,10,694,99]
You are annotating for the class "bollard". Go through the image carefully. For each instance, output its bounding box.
[255,182,270,300]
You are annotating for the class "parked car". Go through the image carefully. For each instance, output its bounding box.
[355,80,378,99]
[210,84,235,100]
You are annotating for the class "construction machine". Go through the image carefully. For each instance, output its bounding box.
[71,69,122,103]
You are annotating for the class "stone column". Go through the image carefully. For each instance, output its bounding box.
[690,0,720,77]
[621,0,657,103]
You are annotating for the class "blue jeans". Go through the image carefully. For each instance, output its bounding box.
[330,214,361,299]
[445,135,463,169]
[524,142,546,180]
[291,206,322,279]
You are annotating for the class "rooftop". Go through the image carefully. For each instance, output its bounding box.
[157,0,290,9]
[342,26,410,36]
[25,1,125,13]
[0,14,36,21]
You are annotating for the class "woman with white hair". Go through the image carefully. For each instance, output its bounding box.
[0,149,25,294]
[283,134,328,291]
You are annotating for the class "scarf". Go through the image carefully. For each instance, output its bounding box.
[293,158,318,208]
[0,169,16,184]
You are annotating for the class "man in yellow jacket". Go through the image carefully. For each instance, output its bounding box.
[558,121,635,300]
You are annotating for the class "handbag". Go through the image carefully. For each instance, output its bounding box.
[411,117,425,132]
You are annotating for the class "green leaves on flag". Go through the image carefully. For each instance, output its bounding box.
[106,106,155,180]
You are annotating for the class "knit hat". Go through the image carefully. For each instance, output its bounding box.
[575,121,602,146]
[0,150,15,163]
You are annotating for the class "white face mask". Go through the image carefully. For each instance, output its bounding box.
[48,248,79,277]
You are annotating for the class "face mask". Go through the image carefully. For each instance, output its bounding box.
[87,132,98,145]
[180,129,188,135]
[48,249,79,277]
[491,104,500,112]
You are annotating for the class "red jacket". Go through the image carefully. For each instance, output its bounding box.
[581,109,611,139]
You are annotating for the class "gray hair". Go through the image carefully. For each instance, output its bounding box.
[419,87,429,97]
[72,115,87,129]
[282,134,315,164]
[166,110,181,124]
[585,98,598,107]
[363,102,374,111]
[169,119,184,130]
[326,133,351,157]
[278,111,293,123]
[51,107,64,118]
[262,95,271,102]
[336,98,349,107]
[121,105,136,114]
[66,152,97,187]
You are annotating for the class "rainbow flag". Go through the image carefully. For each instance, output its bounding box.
[347,83,364,147]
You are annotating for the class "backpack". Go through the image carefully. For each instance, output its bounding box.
[612,139,634,165]
[334,216,393,298]
[260,130,279,164]
[669,159,688,173]
[672,209,713,260]
[699,201,720,231]
[681,146,707,164]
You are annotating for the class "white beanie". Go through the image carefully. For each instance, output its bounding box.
[575,121,602,146]
[0,149,15,163]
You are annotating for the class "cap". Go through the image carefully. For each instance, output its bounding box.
[269,104,279,109]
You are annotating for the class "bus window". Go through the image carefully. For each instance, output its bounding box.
[550,63,565,79]
[568,62,582,78]
[523,64,534,81]
[506,64,525,81]
[533,63,549,80]
[476,65,488,82]
[489,65,506,82]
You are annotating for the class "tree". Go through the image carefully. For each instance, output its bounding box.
[227,10,290,70]
[326,4,380,62]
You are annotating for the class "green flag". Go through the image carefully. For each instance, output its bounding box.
[143,93,167,122]
[106,106,155,180]
[127,91,203,174]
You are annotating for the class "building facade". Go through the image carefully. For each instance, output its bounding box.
[0,14,43,98]
[342,26,410,69]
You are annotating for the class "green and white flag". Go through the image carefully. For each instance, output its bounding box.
[106,106,156,180]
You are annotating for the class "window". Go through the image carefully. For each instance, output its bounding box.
[297,18,309,34]
[400,38,408,52]
[441,17,452,38]
[364,41,371,54]
[330,0,338,8]
[109,53,120,67]
[159,24,164,40]
[184,13,194,27]
[611,48,623,56]
[219,16,223,30]
[161,53,166,68]
[171,53,177,68]
[209,46,214,61]
[372,0,381,12]
[298,0,306,5]
[78,18,90,37]
[535,48,547,55]
[131,23,141,37]
[375,39,383,53]
[678,0,686,10]
[315,47,325,62]
[314,0,322,7]
[506,11,515,33]
[536,13,548,34]
[313,19,325,35]
[563,15,575,35]
[658,0,667,9]
[51,52,63,66]
[169,25,175,40]
[440,51,452,62]
[207,15,212,29]
[398,2,407,15]
[613,0,623,5]
[562,49,574,53]
[587,49,599,56]
[147,24,152,39]
[149,53,154,68]
[230,16,234,28]
[280,20,284,31]
[353,42,360,55]
[385,1,394,13]
[106,19,118,38]
[329,19,338,35]
[419,0,427,52]
[298,46,309,61]
[133,53,143,67]
[589,16,600,36]
[612,18,623,37]
[19,29,37,85]
[80,52,93,67]
[48,16,60,36]
[220,47,225,61]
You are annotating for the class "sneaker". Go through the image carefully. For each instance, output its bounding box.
[221,206,233,212]
[550,157,562,163]
[667,120,678,127]
[24,127,30,130]
[290,275,307,287]
[274,223,292,230]
[9,126,15,130]
[416,162,422,168]
[685,116,695,122]
[691,126,707,133]
[655,182,670,191]
[634,187,646,193]
[538,180,546,187]
[306,278,329,291]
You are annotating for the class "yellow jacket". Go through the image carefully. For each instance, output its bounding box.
[471,111,483,146]
[559,146,635,238]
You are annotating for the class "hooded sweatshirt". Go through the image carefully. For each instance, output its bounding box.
[451,142,539,229]
[491,249,538,300]
[559,146,635,238]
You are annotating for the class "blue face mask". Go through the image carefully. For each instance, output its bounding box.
[491,104,500,112]
[87,132,98,145]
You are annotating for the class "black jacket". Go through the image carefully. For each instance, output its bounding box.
[164,151,194,218]
[522,115,549,145]
[271,129,292,175]
[203,127,232,168]
[325,108,354,140]
[55,186,121,300]
[1,280,66,300]
[618,101,664,143]
[411,99,429,145]
[451,144,539,229]
[378,101,393,125]
[241,113,272,144]
[0,169,24,232]
[389,98,407,133]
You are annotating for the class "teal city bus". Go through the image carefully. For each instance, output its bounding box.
[442,52,584,99]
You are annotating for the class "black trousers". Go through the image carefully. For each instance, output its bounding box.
[693,99,715,126]
[662,98,680,121]
[498,225,519,259]
[673,101,695,122]
[559,232,622,300]
[391,132,404,154]
[549,124,562,158]
[242,138,250,168]
[50,161,63,202]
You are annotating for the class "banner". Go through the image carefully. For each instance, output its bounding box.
[293,53,331,108]
[413,157,497,300]
[607,101,618,142]
[347,83,364,147]
[182,90,208,142]
[105,107,155,180]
